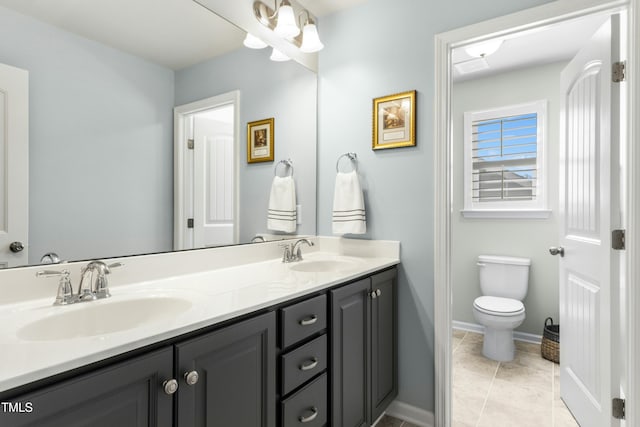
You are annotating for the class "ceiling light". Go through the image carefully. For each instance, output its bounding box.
[243,33,268,49]
[299,17,324,53]
[274,0,300,39]
[465,39,503,58]
[270,48,290,62]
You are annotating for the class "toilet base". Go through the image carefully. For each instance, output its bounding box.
[482,327,516,362]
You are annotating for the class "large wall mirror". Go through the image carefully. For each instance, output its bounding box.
[0,0,317,268]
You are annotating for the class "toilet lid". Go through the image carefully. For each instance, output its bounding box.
[473,296,524,316]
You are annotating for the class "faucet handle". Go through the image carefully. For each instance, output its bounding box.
[37,269,75,306]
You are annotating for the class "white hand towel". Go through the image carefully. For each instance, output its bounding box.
[267,176,297,233]
[332,171,366,235]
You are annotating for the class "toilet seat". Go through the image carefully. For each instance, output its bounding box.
[473,296,524,317]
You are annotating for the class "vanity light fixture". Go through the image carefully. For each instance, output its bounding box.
[464,39,503,58]
[243,33,268,49]
[270,47,291,61]
[273,0,299,38]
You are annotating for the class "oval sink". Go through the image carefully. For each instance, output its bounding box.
[289,259,359,273]
[17,297,192,341]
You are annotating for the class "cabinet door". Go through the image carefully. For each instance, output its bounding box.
[0,348,174,427]
[176,311,276,427]
[370,268,398,421]
[330,278,370,427]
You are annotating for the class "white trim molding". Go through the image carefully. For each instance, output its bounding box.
[384,400,435,427]
[452,320,542,344]
[434,1,637,426]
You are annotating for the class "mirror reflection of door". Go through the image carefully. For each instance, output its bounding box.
[175,92,238,250]
[0,63,28,268]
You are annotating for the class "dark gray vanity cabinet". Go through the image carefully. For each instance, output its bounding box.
[330,268,397,427]
[176,311,276,427]
[0,347,174,427]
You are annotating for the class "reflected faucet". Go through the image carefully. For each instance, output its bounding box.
[250,235,266,243]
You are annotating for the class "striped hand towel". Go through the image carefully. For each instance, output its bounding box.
[267,176,297,233]
[332,171,366,235]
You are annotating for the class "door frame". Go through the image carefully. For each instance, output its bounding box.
[433,1,639,426]
[173,91,240,250]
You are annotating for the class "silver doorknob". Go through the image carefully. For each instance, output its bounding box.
[163,379,179,395]
[9,242,24,253]
[184,370,199,386]
[549,247,565,257]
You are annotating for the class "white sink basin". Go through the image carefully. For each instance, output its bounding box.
[17,297,192,341]
[289,259,359,273]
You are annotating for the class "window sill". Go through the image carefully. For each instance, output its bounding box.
[460,209,552,219]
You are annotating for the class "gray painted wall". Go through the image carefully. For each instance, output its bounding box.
[316,0,552,414]
[452,62,566,335]
[0,6,175,264]
[175,48,317,243]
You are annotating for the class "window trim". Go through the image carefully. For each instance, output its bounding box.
[462,100,548,218]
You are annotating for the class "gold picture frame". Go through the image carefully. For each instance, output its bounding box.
[247,118,274,163]
[372,90,416,150]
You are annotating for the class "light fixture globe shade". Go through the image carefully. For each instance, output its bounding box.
[300,23,324,53]
[270,47,290,62]
[464,39,503,58]
[274,4,300,38]
[243,33,267,49]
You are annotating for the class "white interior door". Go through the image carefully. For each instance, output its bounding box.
[558,16,619,427]
[0,63,28,268]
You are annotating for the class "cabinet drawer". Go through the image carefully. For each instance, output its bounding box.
[282,334,327,395]
[282,373,327,427]
[281,294,326,348]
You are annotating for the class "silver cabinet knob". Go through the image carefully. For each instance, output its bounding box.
[376,289,382,297]
[9,242,24,253]
[163,379,178,395]
[299,407,318,423]
[549,247,565,257]
[184,370,199,386]
[371,291,377,299]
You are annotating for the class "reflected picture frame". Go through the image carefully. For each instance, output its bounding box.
[247,118,274,163]
[372,90,416,150]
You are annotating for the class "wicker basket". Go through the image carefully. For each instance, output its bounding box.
[541,317,560,363]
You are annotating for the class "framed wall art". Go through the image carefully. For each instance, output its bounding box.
[247,118,274,163]
[372,90,416,150]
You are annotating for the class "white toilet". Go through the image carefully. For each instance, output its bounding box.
[472,255,531,362]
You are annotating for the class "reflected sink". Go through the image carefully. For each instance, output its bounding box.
[18,297,192,341]
[289,259,359,273]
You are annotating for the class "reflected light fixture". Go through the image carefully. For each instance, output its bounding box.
[270,47,290,62]
[464,39,503,58]
[274,0,300,39]
[243,33,268,49]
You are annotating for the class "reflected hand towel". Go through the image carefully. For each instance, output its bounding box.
[267,176,297,233]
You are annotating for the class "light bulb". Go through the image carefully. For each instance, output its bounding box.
[243,33,268,49]
[274,2,300,39]
[270,48,290,62]
[300,22,324,53]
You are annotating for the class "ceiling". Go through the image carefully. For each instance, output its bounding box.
[0,0,365,70]
[452,13,609,82]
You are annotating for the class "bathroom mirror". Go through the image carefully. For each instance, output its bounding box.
[0,0,317,268]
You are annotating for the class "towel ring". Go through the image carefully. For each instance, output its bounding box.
[274,159,294,177]
[336,152,358,173]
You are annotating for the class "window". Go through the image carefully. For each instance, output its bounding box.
[463,101,549,218]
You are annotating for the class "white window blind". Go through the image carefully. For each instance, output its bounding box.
[463,100,547,217]
[472,113,537,202]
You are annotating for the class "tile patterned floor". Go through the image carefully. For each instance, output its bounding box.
[452,330,580,427]
[375,414,421,427]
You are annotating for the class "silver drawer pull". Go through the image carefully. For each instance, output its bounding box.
[299,357,318,371]
[299,406,318,423]
[299,315,318,326]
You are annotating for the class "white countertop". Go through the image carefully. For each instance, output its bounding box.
[0,237,399,393]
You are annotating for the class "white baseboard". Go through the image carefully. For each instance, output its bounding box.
[384,400,435,427]
[452,320,542,344]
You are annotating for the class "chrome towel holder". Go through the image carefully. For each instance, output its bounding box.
[274,158,294,177]
[336,152,358,173]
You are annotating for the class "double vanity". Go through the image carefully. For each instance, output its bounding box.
[0,237,400,427]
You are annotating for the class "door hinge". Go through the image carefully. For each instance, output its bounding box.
[187,218,194,229]
[612,61,626,83]
[612,397,625,420]
[187,139,194,150]
[612,229,625,250]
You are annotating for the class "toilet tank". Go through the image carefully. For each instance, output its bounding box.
[478,255,531,300]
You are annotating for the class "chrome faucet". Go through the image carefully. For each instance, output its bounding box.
[281,238,314,263]
[37,261,123,306]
